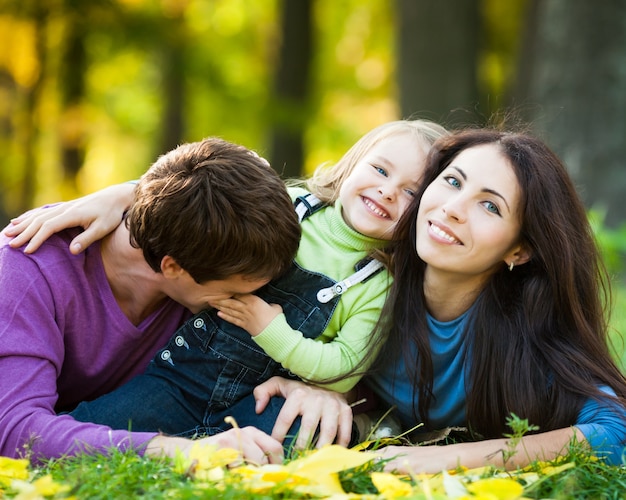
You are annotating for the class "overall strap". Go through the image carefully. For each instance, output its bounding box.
[293,192,386,304]
[317,258,385,304]
[294,193,325,222]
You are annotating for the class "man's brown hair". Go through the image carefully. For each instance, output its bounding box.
[126,137,300,283]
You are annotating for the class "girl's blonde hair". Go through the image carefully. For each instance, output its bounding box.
[304,119,449,203]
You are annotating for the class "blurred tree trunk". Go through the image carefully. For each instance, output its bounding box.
[59,11,87,193]
[516,0,626,227]
[159,12,186,155]
[18,3,47,213]
[396,0,481,126]
[268,0,312,179]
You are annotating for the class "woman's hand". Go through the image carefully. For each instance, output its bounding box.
[4,183,135,254]
[376,427,586,474]
[254,376,353,449]
[376,444,457,474]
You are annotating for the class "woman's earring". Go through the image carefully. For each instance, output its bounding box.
[509,261,514,272]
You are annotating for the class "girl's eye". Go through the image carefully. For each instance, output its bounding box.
[373,165,388,177]
[444,175,461,188]
[483,201,501,216]
[404,188,416,197]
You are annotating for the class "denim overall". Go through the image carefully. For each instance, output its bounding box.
[71,194,383,444]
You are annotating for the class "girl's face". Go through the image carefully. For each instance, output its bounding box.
[339,133,427,240]
[415,144,528,281]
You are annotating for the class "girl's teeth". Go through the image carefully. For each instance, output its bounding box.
[364,199,388,218]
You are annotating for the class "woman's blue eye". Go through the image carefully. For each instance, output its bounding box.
[483,201,500,215]
[445,176,461,188]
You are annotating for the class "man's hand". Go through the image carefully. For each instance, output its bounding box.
[145,426,284,466]
[254,376,353,449]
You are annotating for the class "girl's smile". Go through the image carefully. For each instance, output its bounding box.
[361,197,391,219]
[339,132,428,240]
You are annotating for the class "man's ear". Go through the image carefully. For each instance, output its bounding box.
[161,255,184,278]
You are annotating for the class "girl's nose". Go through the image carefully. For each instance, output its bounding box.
[378,185,396,201]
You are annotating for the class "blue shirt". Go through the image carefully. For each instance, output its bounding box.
[367,308,471,431]
[575,386,626,465]
[367,310,626,465]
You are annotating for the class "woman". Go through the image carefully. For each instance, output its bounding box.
[362,128,626,472]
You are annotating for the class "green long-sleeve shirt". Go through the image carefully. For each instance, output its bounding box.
[253,187,392,393]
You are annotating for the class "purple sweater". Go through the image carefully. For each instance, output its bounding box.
[0,228,190,461]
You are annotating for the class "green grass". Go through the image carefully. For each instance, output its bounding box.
[44,451,202,499]
[591,208,626,371]
[610,285,626,372]
[522,454,626,499]
[4,444,621,499]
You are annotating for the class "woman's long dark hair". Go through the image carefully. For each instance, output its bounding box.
[371,129,626,438]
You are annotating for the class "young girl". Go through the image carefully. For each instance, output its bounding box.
[6,120,448,448]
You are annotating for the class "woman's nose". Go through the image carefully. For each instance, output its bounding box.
[442,196,466,223]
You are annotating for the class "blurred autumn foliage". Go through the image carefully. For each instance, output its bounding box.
[1,0,625,229]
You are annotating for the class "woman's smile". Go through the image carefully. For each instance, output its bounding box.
[428,221,462,245]
[416,144,524,280]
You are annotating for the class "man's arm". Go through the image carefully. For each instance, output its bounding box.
[0,242,153,461]
[0,242,282,465]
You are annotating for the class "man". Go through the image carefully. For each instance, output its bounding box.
[0,137,300,464]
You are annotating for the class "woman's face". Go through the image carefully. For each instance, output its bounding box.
[415,143,527,280]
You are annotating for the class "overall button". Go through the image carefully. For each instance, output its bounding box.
[174,335,189,348]
[160,350,174,366]
[193,318,206,330]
